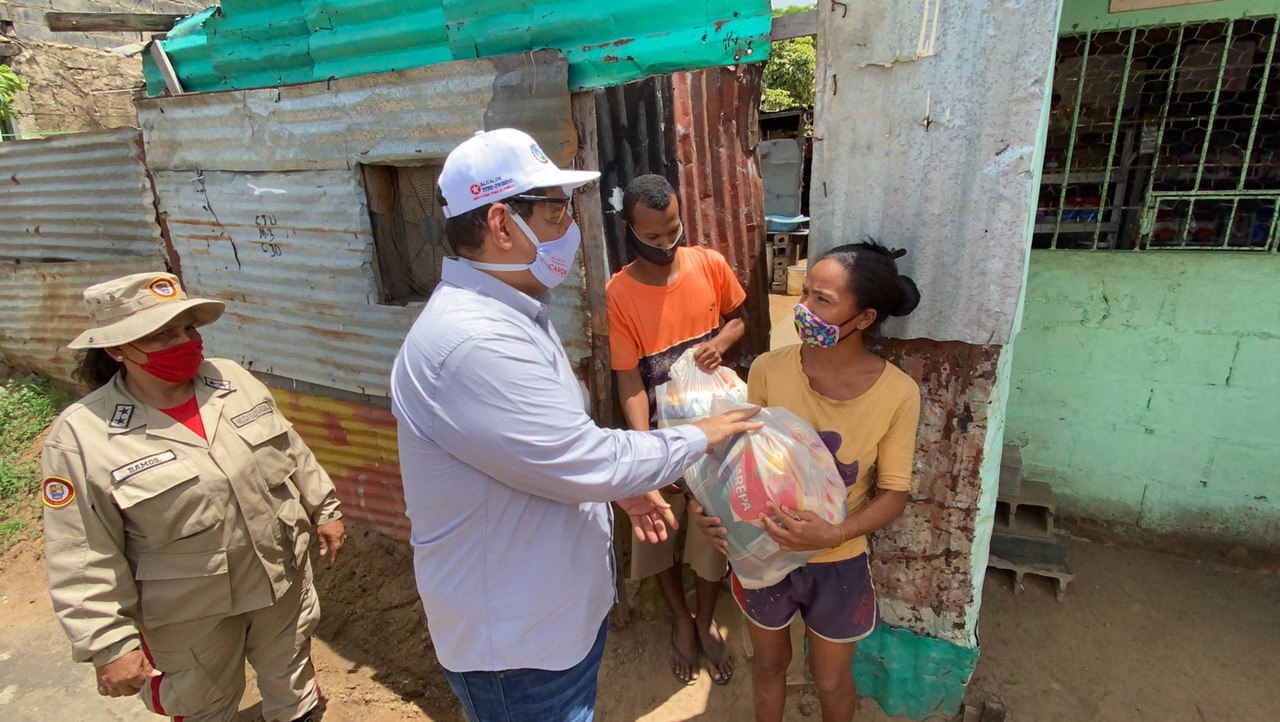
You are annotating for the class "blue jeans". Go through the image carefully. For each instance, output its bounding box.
[443,617,608,722]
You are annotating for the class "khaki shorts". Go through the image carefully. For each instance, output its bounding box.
[630,488,728,583]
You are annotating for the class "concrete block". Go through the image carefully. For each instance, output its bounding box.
[1007,326,1093,376]
[1228,338,1280,390]
[1013,375,1153,428]
[998,461,1022,497]
[1172,281,1280,336]
[986,532,1073,601]
[1001,444,1022,471]
[1147,385,1278,443]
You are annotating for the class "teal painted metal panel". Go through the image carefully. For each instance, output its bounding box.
[145,0,769,95]
[853,623,980,720]
[1062,0,1278,34]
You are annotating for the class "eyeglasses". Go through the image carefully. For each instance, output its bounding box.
[508,194,572,223]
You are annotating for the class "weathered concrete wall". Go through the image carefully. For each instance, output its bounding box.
[1,1,206,135]
[6,0,204,50]
[1007,251,1280,547]
[868,339,999,644]
[3,38,144,134]
[810,0,1060,347]
[810,2,1059,717]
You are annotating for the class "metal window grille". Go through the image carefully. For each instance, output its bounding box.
[1036,17,1280,252]
[362,163,452,304]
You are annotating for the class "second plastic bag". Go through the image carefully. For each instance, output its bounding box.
[653,348,748,428]
[687,401,848,590]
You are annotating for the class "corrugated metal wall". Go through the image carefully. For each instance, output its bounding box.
[145,0,771,96]
[0,258,168,388]
[138,53,588,398]
[0,129,168,263]
[593,75,679,272]
[671,64,770,358]
[271,388,409,540]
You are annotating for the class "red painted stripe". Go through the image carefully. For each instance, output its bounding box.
[150,673,167,716]
[139,636,155,666]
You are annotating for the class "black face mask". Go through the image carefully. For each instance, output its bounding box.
[627,225,684,266]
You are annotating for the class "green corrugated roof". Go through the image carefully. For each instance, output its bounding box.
[145,0,771,95]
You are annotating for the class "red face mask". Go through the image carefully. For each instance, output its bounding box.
[130,338,205,383]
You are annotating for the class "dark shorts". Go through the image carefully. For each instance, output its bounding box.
[730,553,878,643]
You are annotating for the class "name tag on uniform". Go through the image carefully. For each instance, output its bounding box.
[231,402,273,428]
[111,450,177,483]
[203,377,231,391]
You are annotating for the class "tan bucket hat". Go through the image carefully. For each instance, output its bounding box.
[68,272,225,350]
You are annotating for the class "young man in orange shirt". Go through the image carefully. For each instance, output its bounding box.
[606,174,748,686]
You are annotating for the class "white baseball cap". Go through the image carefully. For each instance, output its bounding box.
[438,128,600,218]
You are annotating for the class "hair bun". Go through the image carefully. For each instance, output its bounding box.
[893,275,921,317]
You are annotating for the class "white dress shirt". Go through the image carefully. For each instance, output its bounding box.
[391,258,707,672]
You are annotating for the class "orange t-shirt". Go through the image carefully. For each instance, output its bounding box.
[606,246,747,394]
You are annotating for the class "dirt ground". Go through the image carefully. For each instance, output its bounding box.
[2,522,1277,722]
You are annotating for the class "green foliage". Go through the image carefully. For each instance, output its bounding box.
[772,4,815,18]
[0,377,68,506]
[0,64,25,122]
[761,35,816,113]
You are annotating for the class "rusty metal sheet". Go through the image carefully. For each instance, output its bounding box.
[141,53,589,397]
[270,388,409,541]
[592,75,679,272]
[0,129,168,263]
[137,52,578,173]
[671,64,770,358]
[0,258,167,388]
[869,338,1000,645]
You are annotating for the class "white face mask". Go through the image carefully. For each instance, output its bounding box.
[462,212,580,291]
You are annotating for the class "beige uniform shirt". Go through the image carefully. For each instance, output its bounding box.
[41,358,342,667]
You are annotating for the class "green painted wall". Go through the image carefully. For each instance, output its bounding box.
[1006,251,1280,546]
[1061,0,1277,34]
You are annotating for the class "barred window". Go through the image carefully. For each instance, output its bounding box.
[362,163,451,304]
[1035,17,1280,251]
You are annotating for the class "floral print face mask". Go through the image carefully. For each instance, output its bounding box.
[793,303,856,348]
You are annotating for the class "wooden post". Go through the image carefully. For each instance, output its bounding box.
[770,9,817,41]
[571,89,632,627]
[148,39,184,96]
[46,12,185,33]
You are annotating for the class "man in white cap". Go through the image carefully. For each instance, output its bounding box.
[390,128,759,721]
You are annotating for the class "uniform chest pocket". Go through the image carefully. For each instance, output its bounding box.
[111,457,219,548]
[232,406,298,491]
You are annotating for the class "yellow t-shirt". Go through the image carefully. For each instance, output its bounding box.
[747,344,921,563]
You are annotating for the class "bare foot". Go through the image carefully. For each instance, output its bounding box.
[669,615,699,685]
[696,617,735,685]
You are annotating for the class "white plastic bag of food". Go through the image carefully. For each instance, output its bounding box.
[653,348,748,428]
[687,400,848,589]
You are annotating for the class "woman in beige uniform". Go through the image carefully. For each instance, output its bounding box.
[41,272,344,722]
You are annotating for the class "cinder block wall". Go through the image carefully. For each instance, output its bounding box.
[1006,251,1280,546]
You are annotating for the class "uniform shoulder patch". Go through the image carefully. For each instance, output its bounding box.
[42,477,76,508]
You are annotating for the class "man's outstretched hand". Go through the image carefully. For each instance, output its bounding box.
[617,490,679,544]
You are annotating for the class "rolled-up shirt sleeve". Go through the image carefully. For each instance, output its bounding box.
[423,330,707,504]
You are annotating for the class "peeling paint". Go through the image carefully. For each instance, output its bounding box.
[869,338,1000,645]
[272,387,408,540]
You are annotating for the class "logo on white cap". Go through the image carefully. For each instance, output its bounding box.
[469,176,517,200]
[438,128,600,218]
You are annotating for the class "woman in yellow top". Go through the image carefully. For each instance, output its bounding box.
[695,242,922,722]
